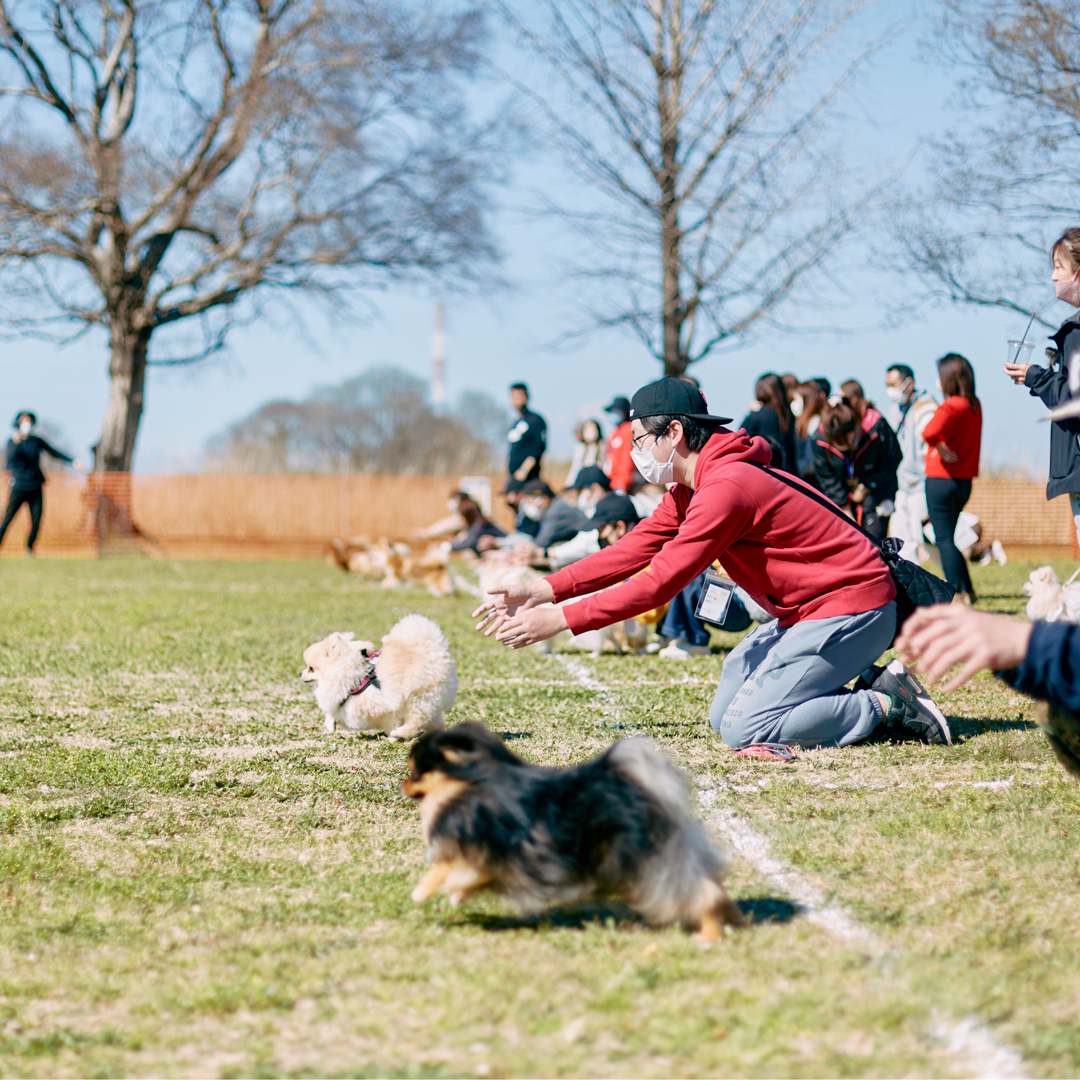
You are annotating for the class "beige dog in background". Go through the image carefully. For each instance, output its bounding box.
[300,614,457,740]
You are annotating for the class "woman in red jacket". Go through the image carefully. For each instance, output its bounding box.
[923,353,982,604]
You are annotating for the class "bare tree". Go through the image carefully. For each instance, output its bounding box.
[496,0,885,377]
[898,0,1080,321]
[0,0,499,470]
[203,366,509,474]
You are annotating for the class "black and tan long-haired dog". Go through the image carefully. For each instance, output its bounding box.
[402,722,742,942]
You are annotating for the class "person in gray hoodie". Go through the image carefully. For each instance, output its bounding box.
[884,365,938,564]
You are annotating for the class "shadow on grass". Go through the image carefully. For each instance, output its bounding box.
[455,896,800,932]
[948,716,1038,737]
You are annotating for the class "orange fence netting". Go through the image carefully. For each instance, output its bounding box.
[0,471,1074,561]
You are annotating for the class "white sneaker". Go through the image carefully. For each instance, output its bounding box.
[657,639,710,659]
[992,540,1007,565]
[638,637,672,655]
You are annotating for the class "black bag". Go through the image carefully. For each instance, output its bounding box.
[753,465,955,637]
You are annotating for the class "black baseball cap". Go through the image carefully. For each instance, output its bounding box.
[604,396,631,414]
[590,494,640,529]
[564,465,611,492]
[520,479,555,498]
[629,377,731,425]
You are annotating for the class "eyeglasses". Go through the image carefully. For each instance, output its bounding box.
[631,425,668,451]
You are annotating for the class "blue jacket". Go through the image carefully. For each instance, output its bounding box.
[5,435,73,490]
[1001,621,1080,714]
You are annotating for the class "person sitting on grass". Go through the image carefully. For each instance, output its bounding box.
[474,377,951,749]
[895,604,1080,777]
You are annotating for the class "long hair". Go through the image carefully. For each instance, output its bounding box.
[754,373,793,434]
[937,353,980,412]
[820,399,858,448]
[1051,227,1080,271]
[794,381,826,439]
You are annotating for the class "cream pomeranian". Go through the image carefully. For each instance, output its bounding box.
[1024,566,1080,623]
[300,614,457,740]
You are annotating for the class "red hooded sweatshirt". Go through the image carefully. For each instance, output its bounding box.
[548,430,896,633]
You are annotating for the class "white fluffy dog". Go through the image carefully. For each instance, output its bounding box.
[300,614,457,740]
[1024,566,1080,623]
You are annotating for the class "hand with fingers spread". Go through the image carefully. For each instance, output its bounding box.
[472,579,556,640]
[894,604,1033,692]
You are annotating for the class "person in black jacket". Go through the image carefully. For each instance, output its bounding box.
[1006,227,1080,545]
[739,372,797,475]
[896,604,1080,779]
[506,382,547,486]
[1,412,82,554]
[812,397,902,540]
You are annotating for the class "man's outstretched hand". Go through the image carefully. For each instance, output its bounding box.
[894,605,1033,692]
[472,579,562,648]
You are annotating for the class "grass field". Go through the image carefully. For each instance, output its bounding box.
[1,557,1079,1078]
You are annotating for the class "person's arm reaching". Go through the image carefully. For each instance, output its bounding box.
[894,605,1032,692]
[553,479,757,634]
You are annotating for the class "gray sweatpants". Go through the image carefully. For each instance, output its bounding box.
[709,601,896,748]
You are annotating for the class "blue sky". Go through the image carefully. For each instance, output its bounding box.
[0,2,1061,474]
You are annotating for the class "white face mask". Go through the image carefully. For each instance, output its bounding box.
[521,500,544,521]
[630,433,677,486]
[790,396,804,418]
[18,420,32,435]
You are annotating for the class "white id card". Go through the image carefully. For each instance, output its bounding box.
[695,568,735,626]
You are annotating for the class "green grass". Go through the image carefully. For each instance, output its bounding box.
[0,557,1077,1077]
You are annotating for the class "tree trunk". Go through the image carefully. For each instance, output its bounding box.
[657,0,685,379]
[96,322,150,473]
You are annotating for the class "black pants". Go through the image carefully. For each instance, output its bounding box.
[925,477,973,596]
[0,486,44,550]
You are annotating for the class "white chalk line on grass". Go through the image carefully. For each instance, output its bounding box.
[551,652,1031,1080]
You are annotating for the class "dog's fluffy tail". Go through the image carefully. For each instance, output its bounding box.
[607,737,689,818]
[609,738,732,928]
[383,613,450,649]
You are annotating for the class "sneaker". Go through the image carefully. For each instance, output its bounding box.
[657,639,711,659]
[871,659,952,745]
[992,539,1007,566]
[638,637,672,655]
[852,662,883,692]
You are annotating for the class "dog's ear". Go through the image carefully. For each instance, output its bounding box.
[339,631,356,642]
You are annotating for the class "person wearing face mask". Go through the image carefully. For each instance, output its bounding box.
[513,478,594,557]
[1,412,83,555]
[812,398,901,541]
[564,419,606,490]
[475,377,951,749]
[1004,228,1080,547]
[884,365,938,565]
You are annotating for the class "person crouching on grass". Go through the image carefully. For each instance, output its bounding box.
[474,377,952,748]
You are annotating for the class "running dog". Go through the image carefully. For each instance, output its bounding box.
[402,722,741,942]
[300,614,457,740]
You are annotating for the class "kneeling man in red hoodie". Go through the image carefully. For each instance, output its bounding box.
[475,378,950,748]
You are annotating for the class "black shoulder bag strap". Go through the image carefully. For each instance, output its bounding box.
[747,463,955,636]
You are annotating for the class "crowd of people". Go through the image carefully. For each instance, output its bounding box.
[483,352,991,660]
